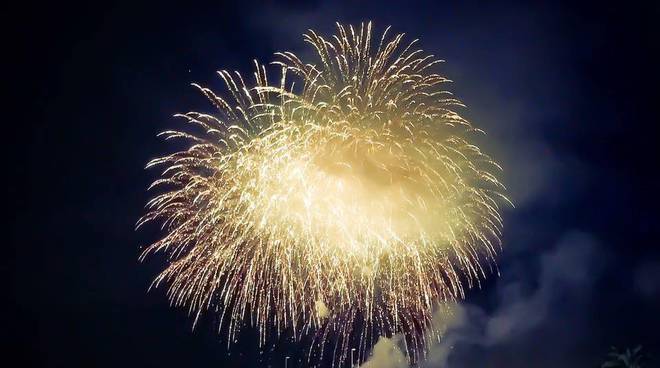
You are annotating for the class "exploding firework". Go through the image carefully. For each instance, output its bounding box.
[139,22,510,366]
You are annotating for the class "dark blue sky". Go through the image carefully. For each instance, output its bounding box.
[8,1,660,367]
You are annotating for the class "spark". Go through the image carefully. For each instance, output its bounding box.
[139,22,510,366]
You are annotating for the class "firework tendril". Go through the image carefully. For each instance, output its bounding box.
[139,22,510,366]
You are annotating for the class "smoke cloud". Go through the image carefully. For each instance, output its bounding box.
[358,231,605,367]
[359,336,408,368]
[423,231,603,367]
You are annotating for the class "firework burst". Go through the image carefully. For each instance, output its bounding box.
[139,22,510,366]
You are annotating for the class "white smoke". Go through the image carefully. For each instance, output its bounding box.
[359,336,407,368]
[358,231,604,368]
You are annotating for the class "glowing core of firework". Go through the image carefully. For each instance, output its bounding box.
[140,22,509,366]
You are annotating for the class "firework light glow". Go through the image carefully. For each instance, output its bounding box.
[139,22,510,366]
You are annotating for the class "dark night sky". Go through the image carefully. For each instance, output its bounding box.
[7,1,660,367]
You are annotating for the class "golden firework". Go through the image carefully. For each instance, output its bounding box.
[139,22,509,366]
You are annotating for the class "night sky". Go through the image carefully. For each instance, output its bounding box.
[8,1,660,367]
